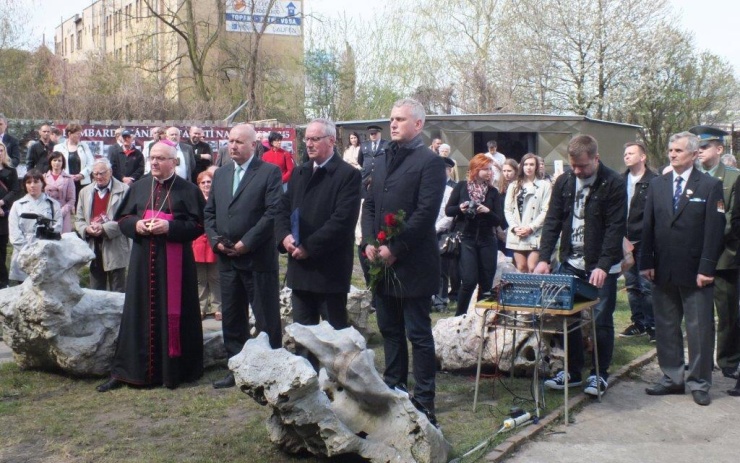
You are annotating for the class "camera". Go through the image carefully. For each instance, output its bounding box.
[19,213,62,240]
[464,200,479,218]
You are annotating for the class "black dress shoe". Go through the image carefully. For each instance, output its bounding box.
[645,384,684,396]
[721,367,739,379]
[96,378,124,393]
[691,390,711,406]
[213,372,235,389]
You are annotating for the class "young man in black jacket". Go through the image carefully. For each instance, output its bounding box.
[534,134,626,397]
[620,141,658,341]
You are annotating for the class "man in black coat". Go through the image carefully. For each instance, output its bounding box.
[110,130,145,185]
[0,115,21,167]
[187,125,213,183]
[26,124,55,172]
[642,131,725,406]
[204,123,283,389]
[535,134,626,397]
[361,98,446,424]
[620,141,658,341]
[275,118,361,365]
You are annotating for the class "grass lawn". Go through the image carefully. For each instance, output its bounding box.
[0,267,652,462]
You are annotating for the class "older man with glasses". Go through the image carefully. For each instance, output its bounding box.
[74,158,130,292]
[96,141,205,392]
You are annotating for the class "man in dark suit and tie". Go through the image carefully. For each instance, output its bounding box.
[0,114,21,167]
[275,118,361,366]
[361,98,446,425]
[204,123,283,389]
[641,131,725,406]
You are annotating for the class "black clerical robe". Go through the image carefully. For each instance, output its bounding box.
[112,173,205,388]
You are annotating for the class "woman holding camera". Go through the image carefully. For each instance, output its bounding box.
[504,153,552,273]
[8,170,62,283]
[446,154,502,316]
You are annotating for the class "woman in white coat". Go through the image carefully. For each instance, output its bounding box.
[53,123,94,202]
[8,170,62,283]
[504,153,552,273]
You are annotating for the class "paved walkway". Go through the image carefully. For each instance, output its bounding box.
[505,360,739,463]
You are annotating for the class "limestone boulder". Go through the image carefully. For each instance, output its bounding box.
[0,234,229,375]
[0,234,123,376]
[231,322,451,463]
[433,257,567,375]
[277,286,374,338]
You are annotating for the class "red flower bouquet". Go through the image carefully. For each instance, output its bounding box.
[367,210,406,293]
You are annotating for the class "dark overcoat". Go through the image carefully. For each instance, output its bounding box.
[361,136,446,298]
[275,155,361,293]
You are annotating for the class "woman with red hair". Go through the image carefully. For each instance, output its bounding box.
[445,154,503,316]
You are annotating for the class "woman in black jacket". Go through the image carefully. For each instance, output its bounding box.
[446,153,502,316]
[0,141,20,288]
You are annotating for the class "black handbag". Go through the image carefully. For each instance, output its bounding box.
[439,231,461,257]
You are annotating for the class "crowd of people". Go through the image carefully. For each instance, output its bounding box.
[342,119,740,405]
[0,105,739,428]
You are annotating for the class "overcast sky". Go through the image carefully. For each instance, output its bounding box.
[28,0,740,75]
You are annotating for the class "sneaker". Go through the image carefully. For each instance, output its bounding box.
[619,324,646,337]
[647,327,656,343]
[584,375,608,396]
[544,371,582,390]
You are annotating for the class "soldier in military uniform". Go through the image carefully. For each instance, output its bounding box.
[691,125,740,380]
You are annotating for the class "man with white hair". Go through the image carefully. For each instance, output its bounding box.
[74,158,129,292]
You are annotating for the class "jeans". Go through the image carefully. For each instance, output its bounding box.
[623,246,654,329]
[558,263,617,381]
[456,234,497,316]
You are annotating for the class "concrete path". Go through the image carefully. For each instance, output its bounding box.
[505,360,739,463]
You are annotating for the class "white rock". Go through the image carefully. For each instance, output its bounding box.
[0,234,230,375]
[434,258,565,374]
[0,234,122,375]
[277,286,374,338]
[231,323,451,463]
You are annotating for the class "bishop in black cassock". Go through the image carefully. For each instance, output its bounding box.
[97,142,205,392]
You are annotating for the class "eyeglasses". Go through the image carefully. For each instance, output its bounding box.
[150,156,175,162]
[91,171,109,176]
[199,180,212,184]
[302,135,330,143]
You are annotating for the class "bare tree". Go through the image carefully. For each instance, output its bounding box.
[509,0,670,118]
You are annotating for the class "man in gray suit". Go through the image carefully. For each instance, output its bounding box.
[166,126,196,182]
[641,131,725,406]
[204,123,283,389]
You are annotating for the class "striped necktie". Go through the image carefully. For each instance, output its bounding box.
[673,177,683,212]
